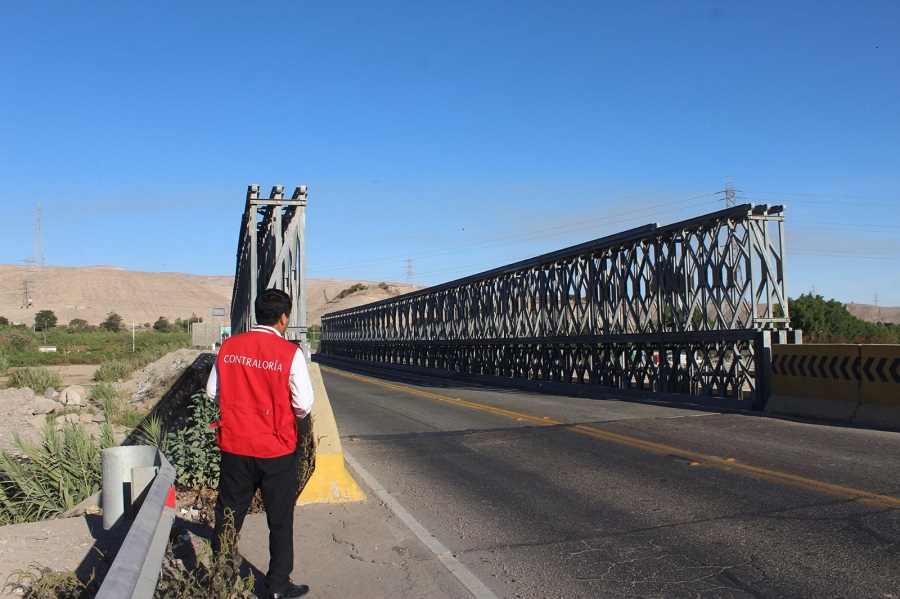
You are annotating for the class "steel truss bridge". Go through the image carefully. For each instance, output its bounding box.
[319,204,793,409]
[230,184,310,352]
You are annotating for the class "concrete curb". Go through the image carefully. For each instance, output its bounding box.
[296,363,365,505]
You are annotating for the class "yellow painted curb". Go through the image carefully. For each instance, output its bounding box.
[297,363,365,505]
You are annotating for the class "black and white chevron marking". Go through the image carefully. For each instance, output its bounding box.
[772,354,900,384]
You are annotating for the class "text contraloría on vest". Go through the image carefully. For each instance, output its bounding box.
[222,354,284,372]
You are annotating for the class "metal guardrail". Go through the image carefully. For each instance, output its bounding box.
[95,449,176,599]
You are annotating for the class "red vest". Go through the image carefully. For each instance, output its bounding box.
[214,328,299,458]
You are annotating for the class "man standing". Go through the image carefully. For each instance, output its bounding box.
[206,288,314,599]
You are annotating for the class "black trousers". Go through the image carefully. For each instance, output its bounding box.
[214,449,299,595]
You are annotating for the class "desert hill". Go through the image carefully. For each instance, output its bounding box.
[844,303,900,325]
[3,265,897,329]
[0,265,419,329]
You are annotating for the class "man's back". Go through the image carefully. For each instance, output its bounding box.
[215,327,299,458]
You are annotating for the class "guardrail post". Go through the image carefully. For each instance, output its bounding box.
[100,445,162,530]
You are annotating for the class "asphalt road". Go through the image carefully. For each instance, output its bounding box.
[320,363,900,599]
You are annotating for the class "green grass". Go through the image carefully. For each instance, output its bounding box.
[1,326,310,374]
[1,329,191,368]
[6,367,63,394]
[116,408,146,429]
[93,360,131,382]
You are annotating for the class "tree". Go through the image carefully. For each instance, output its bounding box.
[34,310,58,331]
[100,312,123,332]
[173,314,201,332]
[0,316,8,327]
[153,316,172,332]
[789,294,897,343]
[67,318,92,333]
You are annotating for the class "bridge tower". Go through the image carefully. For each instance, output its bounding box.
[230,184,310,355]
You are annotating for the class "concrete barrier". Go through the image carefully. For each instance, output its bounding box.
[766,343,900,431]
[855,345,900,429]
[296,363,365,504]
[767,344,860,422]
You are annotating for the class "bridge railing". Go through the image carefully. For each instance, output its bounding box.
[319,204,790,408]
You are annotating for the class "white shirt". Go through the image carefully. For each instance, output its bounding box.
[205,325,315,417]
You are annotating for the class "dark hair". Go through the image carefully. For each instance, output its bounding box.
[255,288,292,326]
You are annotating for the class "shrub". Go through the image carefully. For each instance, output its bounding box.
[173,314,201,332]
[166,391,221,490]
[90,381,117,403]
[0,423,114,525]
[155,512,254,598]
[91,381,127,425]
[0,330,38,354]
[93,360,131,382]
[3,564,100,598]
[336,283,367,299]
[7,367,62,394]
[0,351,8,375]
[137,415,169,452]
[67,318,93,333]
[116,408,146,429]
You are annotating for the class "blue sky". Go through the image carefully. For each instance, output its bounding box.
[1,1,898,305]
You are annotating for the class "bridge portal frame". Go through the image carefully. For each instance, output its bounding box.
[320,204,789,408]
[230,184,309,353]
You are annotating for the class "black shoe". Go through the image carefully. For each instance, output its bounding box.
[268,582,309,599]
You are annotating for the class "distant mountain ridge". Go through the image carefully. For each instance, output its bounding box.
[0,265,418,328]
[844,303,900,325]
[1,264,895,328]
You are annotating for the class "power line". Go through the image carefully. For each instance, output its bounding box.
[742,195,897,208]
[743,190,900,201]
[308,193,720,274]
[792,220,900,228]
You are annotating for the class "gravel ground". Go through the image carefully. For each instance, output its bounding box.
[0,387,42,451]
[0,349,204,455]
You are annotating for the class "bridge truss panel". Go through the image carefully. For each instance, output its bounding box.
[320,204,787,406]
[231,184,309,348]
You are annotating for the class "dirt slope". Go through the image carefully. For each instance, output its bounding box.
[844,303,900,325]
[0,265,418,328]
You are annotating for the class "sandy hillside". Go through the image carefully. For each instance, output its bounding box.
[0,265,419,328]
[5,264,893,329]
[844,303,900,325]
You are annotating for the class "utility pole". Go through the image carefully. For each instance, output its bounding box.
[723,176,737,207]
[718,177,743,287]
[22,203,44,308]
[407,255,414,285]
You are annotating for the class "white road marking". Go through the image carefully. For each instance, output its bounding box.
[343,451,501,599]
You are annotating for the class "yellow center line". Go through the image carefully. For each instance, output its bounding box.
[322,365,900,510]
